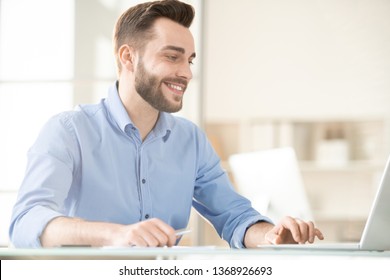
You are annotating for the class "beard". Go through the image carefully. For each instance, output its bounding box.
[134,59,186,113]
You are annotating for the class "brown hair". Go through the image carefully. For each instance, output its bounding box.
[113,0,195,74]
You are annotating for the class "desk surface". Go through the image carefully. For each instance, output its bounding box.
[1,247,390,260]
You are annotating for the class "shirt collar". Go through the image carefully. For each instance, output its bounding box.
[106,81,133,132]
[153,111,173,141]
[106,81,173,141]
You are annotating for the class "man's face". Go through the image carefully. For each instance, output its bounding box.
[133,18,196,113]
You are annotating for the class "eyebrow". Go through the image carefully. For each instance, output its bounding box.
[161,45,196,59]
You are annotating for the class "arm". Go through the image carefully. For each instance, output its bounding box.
[190,127,275,248]
[244,216,324,248]
[11,113,177,248]
[9,114,79,247]
[40,216,177,247]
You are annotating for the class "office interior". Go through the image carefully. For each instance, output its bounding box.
[0,0,389,248]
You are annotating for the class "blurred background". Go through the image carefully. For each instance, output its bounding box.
[0,0,389,247]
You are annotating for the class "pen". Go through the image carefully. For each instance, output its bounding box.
[175,228,191,236]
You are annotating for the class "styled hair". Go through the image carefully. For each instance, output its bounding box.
[113,0,195,74]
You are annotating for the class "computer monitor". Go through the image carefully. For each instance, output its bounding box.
[228,147,313,223]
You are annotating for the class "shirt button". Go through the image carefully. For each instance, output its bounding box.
[142,179,146,184]
[145,214,149,219]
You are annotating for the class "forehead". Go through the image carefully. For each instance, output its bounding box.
[145,17,195,55]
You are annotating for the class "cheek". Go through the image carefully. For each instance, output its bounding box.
[148,58,174,75]
[150,64,170,76]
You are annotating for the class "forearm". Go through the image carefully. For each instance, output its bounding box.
[40,216,123,247]
[244,221,274,248]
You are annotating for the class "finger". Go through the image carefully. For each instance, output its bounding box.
[315,228,325,240]
[149,226,170,247]
[130,235,148,247]
[307,221,315,243]
[140,220,174,247]
[265,224,282,244]
[280,216,301,243]
[141,229,165,247]
[296,219,309,244]
[127,219,166,247]
[150,218,177,246]
[133,218,174,247]
[302,221,324,243]
[129,224,159,247]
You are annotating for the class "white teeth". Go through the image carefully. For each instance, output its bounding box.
[168,83,183,91]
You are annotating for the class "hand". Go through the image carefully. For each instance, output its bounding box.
[265,216,324,245]
[112,218,177,247]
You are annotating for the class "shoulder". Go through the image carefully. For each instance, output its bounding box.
[168,114,210,142]
[47,101,105,129]
[168,114,203,134]
[165,114,215,152]
[35,101,105,145]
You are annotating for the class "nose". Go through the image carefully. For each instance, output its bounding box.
[176,61,193,81]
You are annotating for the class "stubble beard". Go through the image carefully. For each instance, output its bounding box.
[134,59,184,113]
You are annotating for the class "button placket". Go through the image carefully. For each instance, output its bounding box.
[138,145,152,221]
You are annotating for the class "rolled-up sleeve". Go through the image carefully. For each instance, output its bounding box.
[9,113,79,247]
[192,129,273,248]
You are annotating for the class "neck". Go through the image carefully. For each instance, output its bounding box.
[118,79,159,141]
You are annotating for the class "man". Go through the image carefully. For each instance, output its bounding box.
[9,0,323,248]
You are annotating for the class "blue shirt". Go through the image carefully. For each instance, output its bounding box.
[9,82,271,248]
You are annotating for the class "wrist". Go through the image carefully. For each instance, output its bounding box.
[244,221,274,248]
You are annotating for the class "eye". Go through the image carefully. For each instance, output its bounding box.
[166,55,178,62]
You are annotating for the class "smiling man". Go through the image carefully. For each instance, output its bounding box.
[9,0,323,248]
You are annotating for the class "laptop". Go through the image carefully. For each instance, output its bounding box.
[257,153,390,251]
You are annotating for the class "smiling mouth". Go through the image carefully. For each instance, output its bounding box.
[164,82,186,95]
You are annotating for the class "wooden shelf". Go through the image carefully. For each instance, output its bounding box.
[208,118,390,242]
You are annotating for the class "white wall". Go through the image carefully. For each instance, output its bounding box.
[203,0,390,121]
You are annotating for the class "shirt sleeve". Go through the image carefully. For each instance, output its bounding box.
[192,129,273,248]
[9,113,80,248]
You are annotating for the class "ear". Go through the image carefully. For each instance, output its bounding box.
[118,44,136,72]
